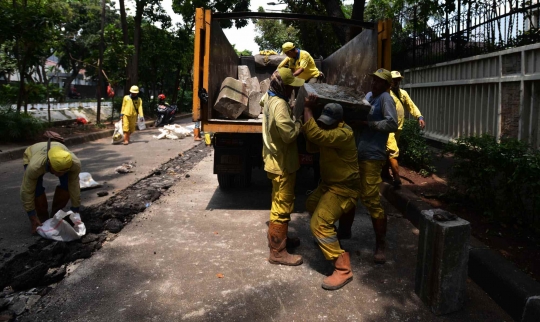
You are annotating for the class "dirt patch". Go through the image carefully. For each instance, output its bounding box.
[397,162,540,282]
[0,144,212,318]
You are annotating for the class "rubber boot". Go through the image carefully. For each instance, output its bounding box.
[194,128,202,141]
[123,132,131,145]
[268,222,303,266]
[337,206,355,240]
[371,217,387,264]
[51,186,70,217]
[322,252,353,290]
[35,193,49,223]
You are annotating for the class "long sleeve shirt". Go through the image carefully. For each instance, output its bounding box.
[121,95,144,117]
[303,119,361,199]
[261,95,301,175]
[390,88,423,130]
[356,91,398,161]
[21,142,81,213]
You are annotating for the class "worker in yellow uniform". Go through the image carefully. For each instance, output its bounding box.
[21,141,81,234]
[121,85,144,145]
[303,97,361,290]
[385,71,426,187]
[261,67,305,266]
[278,42,323,83]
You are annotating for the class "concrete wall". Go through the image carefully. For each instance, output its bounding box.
[402,43,540,148]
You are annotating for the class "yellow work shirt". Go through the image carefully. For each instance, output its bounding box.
[261,94,301,175]
[303,119,361,199]
[121,95,144,117]
[277,50,320,81]
[21,142,81,212]
[390,89,422,130]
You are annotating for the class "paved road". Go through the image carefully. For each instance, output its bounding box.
[0,119,200,263]
[20,151,512,321]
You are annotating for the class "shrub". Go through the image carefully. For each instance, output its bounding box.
[0,106,45,142]
[398,119,435,175]
[445,134,540,227]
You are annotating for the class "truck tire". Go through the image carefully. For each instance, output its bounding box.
[238,169,252,188]
[217,174,234,190]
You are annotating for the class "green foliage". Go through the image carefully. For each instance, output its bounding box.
[398,119,434,175]
[445,134,540,226]
[0,85,18,105]
[254,7,300,53]
[233,45,253,57]
[0,107,45,142]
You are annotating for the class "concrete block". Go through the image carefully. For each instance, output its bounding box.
[237,65,251,82]
[294,83,371,123]
[243,91,263,118]
[245,77,260,93]
[260,78,270,94]
[213,77,248,119]
[522,296,540,322]
[415,209,470,315]
[254,54,287,67]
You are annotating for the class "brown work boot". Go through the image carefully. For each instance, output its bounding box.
[268,222,303,266]
[194,128,202,141]
[371,217,387,264]
[51,186,70,216]
[337,206,355,240]
[35,193,49,223]
[322,252,353,290]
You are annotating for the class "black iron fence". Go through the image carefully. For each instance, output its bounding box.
[392,0,540,71]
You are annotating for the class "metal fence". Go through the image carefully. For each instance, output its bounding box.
[402,43,540,148]
[393,0,540,71]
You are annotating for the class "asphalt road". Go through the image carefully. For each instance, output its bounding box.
[19,149,512,321]
[0,119,199,264]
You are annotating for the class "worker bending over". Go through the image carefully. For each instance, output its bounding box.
[303,97,361,290]
[21,141,81,234]
[278,42,323,83]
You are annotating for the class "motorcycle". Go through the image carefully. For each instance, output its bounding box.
[154,103,177,127]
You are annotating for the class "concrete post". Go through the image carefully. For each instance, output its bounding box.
[415,209,471,315]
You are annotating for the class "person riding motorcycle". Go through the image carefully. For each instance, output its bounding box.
[158,94,169,107]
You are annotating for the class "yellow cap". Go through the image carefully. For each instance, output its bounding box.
[371,68,392,84]
[48,146,72,172]
[277,67,305,87]
[391,71,403,79]
[129,85,139,94]
[282,42,295,53]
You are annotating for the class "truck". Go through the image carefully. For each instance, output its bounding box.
[192,8,392,190]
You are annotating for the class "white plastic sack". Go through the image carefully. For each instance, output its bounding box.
[137,117,146,130]
[37,210,86,242]
[112,120,124,144]
[79,172,101,189]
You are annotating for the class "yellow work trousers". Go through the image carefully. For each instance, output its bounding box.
[386,129,402,159]
[358,160,385,219]
[268,171,296,224]
[306,184,356,260]
[122,115,137,133]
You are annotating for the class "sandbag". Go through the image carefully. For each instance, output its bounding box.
[37,210,86,242]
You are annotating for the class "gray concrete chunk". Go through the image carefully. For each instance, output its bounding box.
[294,83,371,122]
[260,78,270,94]
[245,77,260,94]
[243,91,264,118]
[237,65,251,82]
[415,209,470,315]
[213,77,248,119]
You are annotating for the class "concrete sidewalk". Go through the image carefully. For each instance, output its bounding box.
[20,152,512,322]
[0,116,198,269]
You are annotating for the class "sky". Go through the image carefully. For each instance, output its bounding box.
[123,0,352,54]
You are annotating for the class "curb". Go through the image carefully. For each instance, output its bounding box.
[0,113,193,163]
[379,181,540,322]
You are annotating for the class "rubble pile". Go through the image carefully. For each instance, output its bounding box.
[0,145,212,318]
[153,124,192,140]
[213,65,270,120]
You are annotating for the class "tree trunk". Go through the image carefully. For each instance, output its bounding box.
[128,1,145,90]
[171,66,181,104]
[118,0,131,89]
[349,0,366,41]
[97,0,106,124]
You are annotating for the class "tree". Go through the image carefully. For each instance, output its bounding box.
[232,44,253,57]
[254,7,300,52]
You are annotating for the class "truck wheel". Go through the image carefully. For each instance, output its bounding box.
[238,169,252,188]
[217,174,234,190]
